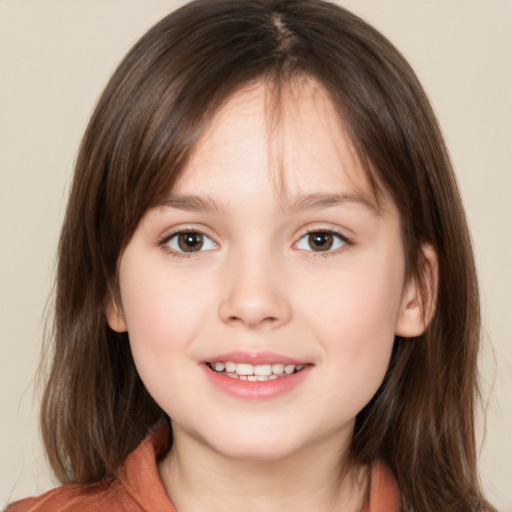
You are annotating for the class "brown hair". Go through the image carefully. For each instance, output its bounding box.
[40,1,494,510]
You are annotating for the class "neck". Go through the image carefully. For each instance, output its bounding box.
[158,424,369,512]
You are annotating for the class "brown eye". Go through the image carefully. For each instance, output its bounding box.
[166,231,217,254]
[309,232,333,251]
[296,231,346,253]
[178,232,204,252]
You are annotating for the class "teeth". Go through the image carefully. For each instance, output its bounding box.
[271,363,284,375]
[254,364,272,376]
[224,361,236,373]
[208,361,305,380]
[235,363,254,376]
[284,364,295,374]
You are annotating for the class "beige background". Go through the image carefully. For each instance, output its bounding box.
[1,0,511,509]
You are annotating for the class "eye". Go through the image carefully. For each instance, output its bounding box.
[296,231,347,252]
[165,231,217,253]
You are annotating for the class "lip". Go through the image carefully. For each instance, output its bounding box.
[200,351,312,400]
[201,351,308,366]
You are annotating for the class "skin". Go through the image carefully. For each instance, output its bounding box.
[107,79,428,512]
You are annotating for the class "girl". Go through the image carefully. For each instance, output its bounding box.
[5,0,497,511]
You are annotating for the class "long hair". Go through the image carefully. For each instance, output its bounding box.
[40,1,494,510]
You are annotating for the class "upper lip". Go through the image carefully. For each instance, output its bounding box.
[201,351,309,366]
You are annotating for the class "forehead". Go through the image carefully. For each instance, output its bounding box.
[171,78,380,210]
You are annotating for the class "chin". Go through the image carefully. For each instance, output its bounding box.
[213,437,301,462]
[197,421,307,462]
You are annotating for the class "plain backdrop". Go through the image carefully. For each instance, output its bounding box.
[1,0,511,510]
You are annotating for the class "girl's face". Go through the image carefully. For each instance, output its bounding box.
[108,79,423,463]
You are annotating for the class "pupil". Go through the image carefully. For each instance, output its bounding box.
[309,232,333,251]
[178,232,203,252]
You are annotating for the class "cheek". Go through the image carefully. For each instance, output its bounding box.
[304,257,404,339]
[117,258,209,387]
[120,277,201,416]
[120,256,206,341]
[300,255,404,394]
[326,290,396,385]
[313,288,398,420]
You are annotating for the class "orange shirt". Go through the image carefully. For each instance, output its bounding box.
[6,427,401,512]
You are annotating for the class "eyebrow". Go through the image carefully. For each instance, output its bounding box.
[156,192,379,215]
[157,195,223,212]
[287,192,379,214]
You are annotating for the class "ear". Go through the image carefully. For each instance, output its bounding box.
[105,294,128,333]
[395,244,438,338]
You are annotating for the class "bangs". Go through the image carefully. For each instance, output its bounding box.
[262,74,383,213]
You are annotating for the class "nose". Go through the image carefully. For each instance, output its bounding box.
[218,252,292,329]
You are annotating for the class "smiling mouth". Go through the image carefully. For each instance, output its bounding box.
[205,362,306,381]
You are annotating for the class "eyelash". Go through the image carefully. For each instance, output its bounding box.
[295,228,351,258]
[157,228,217,259]
[157,228,351,259]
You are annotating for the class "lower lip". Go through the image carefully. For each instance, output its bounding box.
[202,365,311,400]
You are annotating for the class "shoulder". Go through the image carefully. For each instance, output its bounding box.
[4,479,132,512]
[4,423,175,512]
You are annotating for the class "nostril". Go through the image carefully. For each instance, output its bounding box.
[227,315,279,327]
[218,289,292,329]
